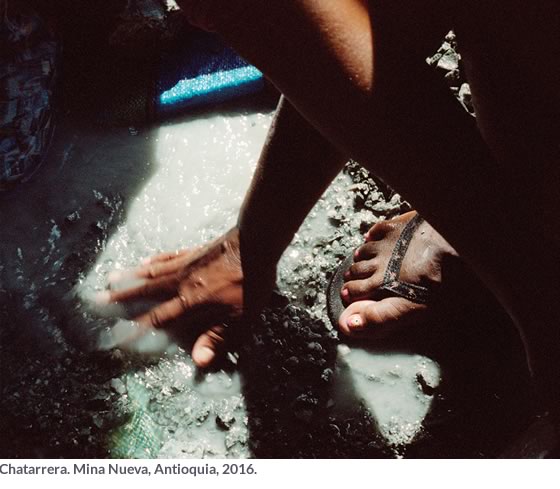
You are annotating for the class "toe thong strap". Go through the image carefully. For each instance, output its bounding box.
[378,213,430,305]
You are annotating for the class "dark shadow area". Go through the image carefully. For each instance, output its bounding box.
[342,259,534,458]
[239,296,392,458]
[405,262,534,458]
[0,115,158,457]
[236,263,533,459]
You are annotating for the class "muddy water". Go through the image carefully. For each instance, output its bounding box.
[0,102,532,458]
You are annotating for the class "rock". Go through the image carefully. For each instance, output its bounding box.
[437,50,460,72]
[64,211,81,225]
[285,356,299,368]
[216,414,235,431]
[416,369,441,396]
[110,378,127,395]
[321,368,333,383]
[293,409,314,423]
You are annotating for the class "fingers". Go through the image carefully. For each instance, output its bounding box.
[191,325,227,367]
[338,297,427,339]
[134,256,188,280]
[108,248,199,283]
[96,275,177,304]
[134,297,187,328]
[142,249,193,266]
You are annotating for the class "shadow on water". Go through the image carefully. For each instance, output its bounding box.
[0,111,157,457]
[387,260,534,458]
[238,295,391,458]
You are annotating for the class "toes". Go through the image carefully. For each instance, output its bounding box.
[364,211,419,242]
[107,248,199,285]
[338,297,427,339]
[192,325,227,367]
[364,220,393,242]
[344,259,377,280]
[354,242,379,261]
[341,277,380,303]
[96,275,178,304]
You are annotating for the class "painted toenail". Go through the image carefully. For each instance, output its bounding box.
[347,314,363,329]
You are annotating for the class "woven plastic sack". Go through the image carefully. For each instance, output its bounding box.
[0,3,58,191]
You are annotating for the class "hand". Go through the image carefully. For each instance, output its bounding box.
[96,227,263,367]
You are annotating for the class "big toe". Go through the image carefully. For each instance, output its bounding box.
[338,297,427,339]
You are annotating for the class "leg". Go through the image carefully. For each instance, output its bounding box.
[184,0,560,403]
[453,0,560,402]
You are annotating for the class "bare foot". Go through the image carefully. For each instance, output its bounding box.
[337,211,458,338]
[95,227,264,368]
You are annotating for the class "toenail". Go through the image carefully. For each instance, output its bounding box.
[347,314,363,329]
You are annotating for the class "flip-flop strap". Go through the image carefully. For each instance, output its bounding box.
[379,213,430,304]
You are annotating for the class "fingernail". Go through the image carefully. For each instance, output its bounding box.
[354,249,360,258]
[341,288,350,300]
[107,270,123,283]
[94,291,111,305]
[140,257,151,265]
[347,314,363,329]
[193,346,215,367]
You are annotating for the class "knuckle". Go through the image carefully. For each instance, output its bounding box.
[178,292,191,311]
[206,328,225,344]
[149,310,163,328]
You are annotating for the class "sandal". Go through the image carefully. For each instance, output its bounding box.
[327,213,431,329]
